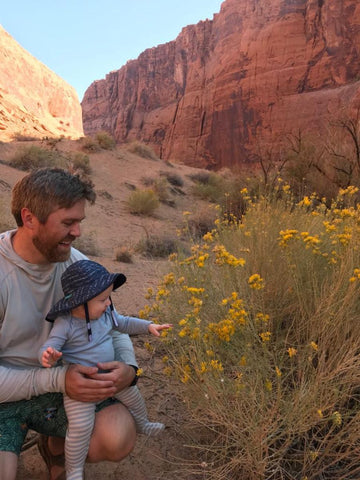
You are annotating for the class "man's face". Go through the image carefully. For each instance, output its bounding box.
[32,199,86,263]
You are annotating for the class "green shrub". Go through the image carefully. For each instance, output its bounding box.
[126,141,158,161]
[144,186,360,480]
[95,131,116,150]
[69,152,91,175]
[81,136,101,153]
[9,146,67,171]
[160,171,184,187]
[12,132,38,141]
[126,189,159,216]
[72,232,99,257]
[114,246,133,263]
[136,234,178,258]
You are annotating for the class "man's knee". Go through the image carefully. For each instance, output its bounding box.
[88,403,136,463]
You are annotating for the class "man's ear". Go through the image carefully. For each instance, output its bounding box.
[21,207,38,230]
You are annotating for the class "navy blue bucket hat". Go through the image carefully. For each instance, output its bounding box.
[47,259,126,321]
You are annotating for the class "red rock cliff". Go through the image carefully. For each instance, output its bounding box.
[82,0,360,169]
[0,26,83,141]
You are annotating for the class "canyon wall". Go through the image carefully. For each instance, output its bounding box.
[0,25,83,141]
[82,0,360,169]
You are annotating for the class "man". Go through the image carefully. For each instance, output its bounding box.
[0,168,138,480]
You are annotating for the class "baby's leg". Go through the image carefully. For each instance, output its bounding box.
[116,386,165,436]
[63,394,96,480]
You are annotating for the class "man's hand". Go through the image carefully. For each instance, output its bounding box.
[65,364,117,402]
[89,361,136,393]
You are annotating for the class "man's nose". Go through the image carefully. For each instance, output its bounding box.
[70,223,81,237]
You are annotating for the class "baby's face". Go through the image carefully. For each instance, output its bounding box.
[87,284,113,320]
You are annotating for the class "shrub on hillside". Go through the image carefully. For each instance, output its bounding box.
[73,232,99,257]
[9,146,67,171]
[80,136,101,153]
[68,152,91,175]
[126,189,159,216]
[160,171,184,187]
[136,234,178,258]
[95,131,116,150]
[126,141,158,161]
[114,245,133,263]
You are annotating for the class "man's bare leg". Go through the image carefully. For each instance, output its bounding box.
[0,451,18,480]
[88,403,136,462]
[45,402,136,478]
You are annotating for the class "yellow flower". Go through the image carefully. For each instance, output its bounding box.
[310,341,318,351]
[275,366,282,377]
[162,355,169,363]
[317,409,323,418]
[248,273,265,290]
[288,347,297,358]
[136,368,144,377]
[144,342,154,353]
[198,362,207,374]
[259,331,271,342]
[349,268,360,283]
[282,184,291,193]
[332,411,342,426]
[168,252,178,262]
[163,366,173,376]
[145,287,153,299]
[210,359,223,372]
[179,327,189,338]
[265,379,272,391]
[278,229,298,247]
[213,244,246,267]
[339,186,359,196]
[203,232,214,242]
[256,312,269,323]
[186,287,205,294]
[239,355,247,366]
[298,196,311,207]
[181,365,191,383]
[162,273,175,285]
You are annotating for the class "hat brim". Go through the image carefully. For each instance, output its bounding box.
[46,272,126,321]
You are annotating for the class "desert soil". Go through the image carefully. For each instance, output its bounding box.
[0,139,211,480]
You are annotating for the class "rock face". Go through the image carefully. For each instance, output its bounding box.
[0,26,83,141]
[82,0,360,169]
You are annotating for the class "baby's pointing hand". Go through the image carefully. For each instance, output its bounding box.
[148,323,173,337]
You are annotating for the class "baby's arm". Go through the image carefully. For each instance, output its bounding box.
[148,323,172,337]
[42,347,63,368]
[38,317,69,367]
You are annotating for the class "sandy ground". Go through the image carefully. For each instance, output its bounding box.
[0,139,211,479]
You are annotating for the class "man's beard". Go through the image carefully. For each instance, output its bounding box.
[32,235,74,263]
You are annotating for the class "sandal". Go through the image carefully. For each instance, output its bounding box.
[37,434,66,480]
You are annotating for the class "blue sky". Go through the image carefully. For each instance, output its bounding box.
[1,1,223,101]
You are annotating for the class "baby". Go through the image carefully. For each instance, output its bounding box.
[39,259,171,480]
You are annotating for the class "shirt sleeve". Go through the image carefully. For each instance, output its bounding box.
[38,317,70,365]
[0,364,67,402]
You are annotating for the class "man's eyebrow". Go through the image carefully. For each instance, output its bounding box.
[62,215,86,221]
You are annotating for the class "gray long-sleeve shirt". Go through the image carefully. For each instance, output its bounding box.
[0,230,137,402]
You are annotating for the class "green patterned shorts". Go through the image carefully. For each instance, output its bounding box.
[0,392,117,455]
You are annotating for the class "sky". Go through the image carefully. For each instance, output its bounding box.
[1,0,223,101]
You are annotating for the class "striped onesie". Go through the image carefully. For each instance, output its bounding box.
[39,309,164,480]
